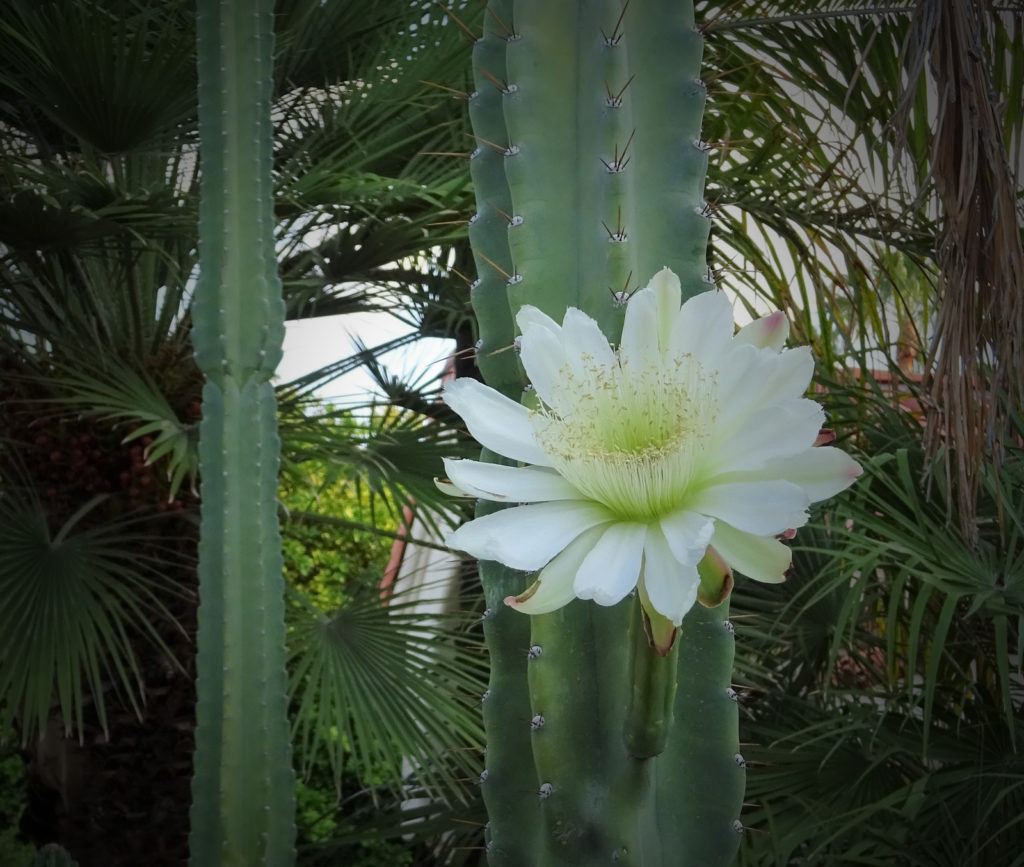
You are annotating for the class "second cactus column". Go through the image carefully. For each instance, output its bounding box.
[466,2,744,866]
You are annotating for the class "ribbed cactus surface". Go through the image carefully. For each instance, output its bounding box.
[189,1,296,865]
[466,3,744,865]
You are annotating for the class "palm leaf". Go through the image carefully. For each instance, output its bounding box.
[286,571,487,803]
[0,485,186,741]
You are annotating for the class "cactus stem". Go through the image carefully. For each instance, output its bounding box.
[624,596,680,759]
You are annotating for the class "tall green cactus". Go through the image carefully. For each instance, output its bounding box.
[467,3,743,864]
[189,1,296,865]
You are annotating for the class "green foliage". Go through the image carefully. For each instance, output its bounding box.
[281,459,395,611]
[0,486,183,741]
[286,575,487,804]
[733,380,1024,866]
[25,844,80,867]
[0,747,33,866]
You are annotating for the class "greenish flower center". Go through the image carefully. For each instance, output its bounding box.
[531,354,717,520]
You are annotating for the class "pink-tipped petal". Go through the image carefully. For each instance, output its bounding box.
[724,447,863,503]
[814,428,836,447]
[734,310,789,351]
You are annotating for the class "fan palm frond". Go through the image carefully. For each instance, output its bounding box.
[0,484,186,741]
[287,571,486,803]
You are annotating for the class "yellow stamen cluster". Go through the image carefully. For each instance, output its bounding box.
[531,352,717,520]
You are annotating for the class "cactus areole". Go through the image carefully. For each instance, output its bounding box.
[441,268,861,651]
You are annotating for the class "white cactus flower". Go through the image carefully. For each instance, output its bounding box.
[441,268,861,635]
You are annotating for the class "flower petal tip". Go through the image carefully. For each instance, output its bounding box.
[434,476,468,498]
[815,428,836,447]
[735,310,790,351]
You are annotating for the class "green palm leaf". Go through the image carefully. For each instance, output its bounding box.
[287,573,487,802]
[0,486,185,741]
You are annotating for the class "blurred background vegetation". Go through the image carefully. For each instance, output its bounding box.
[0,1,1021,865]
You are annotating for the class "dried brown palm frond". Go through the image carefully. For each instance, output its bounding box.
[892,0,1024,544]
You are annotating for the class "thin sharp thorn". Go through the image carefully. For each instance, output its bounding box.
[487,201,514,223]
[620,127,636,159]
[420,79,471,99]
[420,150,472,158]
[605,0,632,44]
[470,134,511,154]
[450,266,473,286]
[435,3,478,41]
[478,65,510,92]
[485,5,514,37]
[476,250,512,280]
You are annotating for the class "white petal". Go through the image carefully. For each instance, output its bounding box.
[733,311,789,351]
[689,480,809,535]
[573,522,646,606]
[560,307,616,372]
[505,524,606,615]
[622,268,682,365]
[443,458,582,503]
[716,346,815,432]
[516,304,561,336]
[620,288,661,371]
[446,500,613,571]
[642,525,700,625]
[669,289,735,366]
[710,398,824,473]
[443,378,551,467]
[518,324,572,414]
[711,522,792,583]
[659,509,715,563]
[721,447,863,503]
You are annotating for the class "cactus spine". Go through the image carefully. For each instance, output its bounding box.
[189,1,296,865]
[467,2,743,864]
